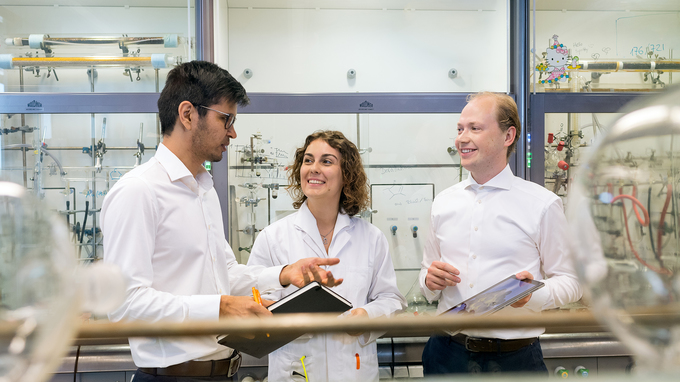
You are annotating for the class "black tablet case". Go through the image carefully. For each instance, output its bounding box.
[218,282,352,358]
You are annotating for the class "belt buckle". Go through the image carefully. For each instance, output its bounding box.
[464,336,475,352]
[228,351,242,377]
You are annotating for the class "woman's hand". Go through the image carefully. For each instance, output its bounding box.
[346,308,368,336]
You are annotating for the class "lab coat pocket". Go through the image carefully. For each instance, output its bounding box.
[268,339,317,382]
[333,266,371,308]
[326,338,378,382]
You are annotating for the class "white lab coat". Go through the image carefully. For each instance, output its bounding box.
[247,202,406,382]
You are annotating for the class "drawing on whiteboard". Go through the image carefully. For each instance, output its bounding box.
[384,185,406,200]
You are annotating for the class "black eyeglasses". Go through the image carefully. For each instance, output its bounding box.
[198,105,236,130]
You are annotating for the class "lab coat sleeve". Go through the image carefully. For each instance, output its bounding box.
[419,205,443,303]
[358,231,407,345]
[246,229,286,301]
[103,177,220,323]
[524,198,583,312]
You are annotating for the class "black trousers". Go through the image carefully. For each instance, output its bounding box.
[132,369,235,382]
[422,335,549,375]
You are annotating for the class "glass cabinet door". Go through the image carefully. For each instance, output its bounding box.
[0,1,195,93]
[0,1,197,263]
[216,0,509,93]
[531,0,680,93]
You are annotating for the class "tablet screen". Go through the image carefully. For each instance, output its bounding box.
[443,276,544,316]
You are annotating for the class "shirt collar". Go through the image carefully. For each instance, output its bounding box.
[155,143,213,192]
[295,200,352,234]
[465,164,514,191]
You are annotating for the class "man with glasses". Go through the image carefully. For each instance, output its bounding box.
[102,61,343,381]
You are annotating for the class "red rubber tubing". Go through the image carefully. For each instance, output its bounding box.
[630,186,646,227]
[618,187,671,275]
[611,193,650,227]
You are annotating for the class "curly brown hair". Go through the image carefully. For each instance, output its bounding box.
[287,130,369,216]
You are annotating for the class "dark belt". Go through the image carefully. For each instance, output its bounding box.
[451,333,537,353]
[139,351,242,378]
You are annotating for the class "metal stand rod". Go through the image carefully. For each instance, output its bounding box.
[6,309,666,340]
[71,310,679,339]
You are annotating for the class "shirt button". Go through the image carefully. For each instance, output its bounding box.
[474,227,478,231]
[472,254,477,259]
[477,200,481,204]
[479,186,484,190]
[469,283,474,288]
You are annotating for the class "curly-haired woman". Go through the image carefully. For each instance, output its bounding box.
[247,130,405,382]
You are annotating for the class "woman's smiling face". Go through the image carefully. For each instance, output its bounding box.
[300,139,344,204]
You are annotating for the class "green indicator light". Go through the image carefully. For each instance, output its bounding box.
[204,161,212,171]
[527,152,532,168]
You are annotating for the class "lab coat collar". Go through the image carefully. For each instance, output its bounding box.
[155,143,213,193]
[295,201,353,257]
[465,164,514,191]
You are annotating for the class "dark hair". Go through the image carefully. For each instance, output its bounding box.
[287,130,369,216]
[158,61,250,135]
[467,92,521,160]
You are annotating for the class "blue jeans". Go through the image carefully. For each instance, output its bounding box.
[422,335,548,375]
[132,369,235,382]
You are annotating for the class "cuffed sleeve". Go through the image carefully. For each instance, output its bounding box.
[188,294,222,321]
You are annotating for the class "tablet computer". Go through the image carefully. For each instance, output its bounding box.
[441,275,544,318]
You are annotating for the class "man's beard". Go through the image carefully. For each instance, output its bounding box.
[192,119,225,163]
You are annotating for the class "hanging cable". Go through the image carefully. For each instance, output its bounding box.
[617,187,672,275]
[647,187,656,256]
[656,184,672,270]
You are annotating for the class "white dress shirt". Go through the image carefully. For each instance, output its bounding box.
[419,164,582,339]
[102,143,284,367]
[247,201,406,382]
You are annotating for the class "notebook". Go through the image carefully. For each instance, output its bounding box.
[218,282,352,358]
[440,275,545,335]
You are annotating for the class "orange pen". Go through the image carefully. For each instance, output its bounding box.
[252,287,269,337]
[252,287,263,305]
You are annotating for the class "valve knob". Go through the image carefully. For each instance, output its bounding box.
[548,133,554,144]
[555,366,569,379]
[557,141,566,151]
[576,366,589,378]
[558,160,569,171]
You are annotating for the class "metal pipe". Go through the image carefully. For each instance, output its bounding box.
[2,146,156,151]
[510,0,529,179]
[155,68,161,146]
[90,74,97,261]
[577,60,680,72]
[4,56,169,68]
[7,36,170,46]
[62,309,680,339]
[19,67,28,188]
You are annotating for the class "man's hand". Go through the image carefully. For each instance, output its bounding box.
[511,271,534,308]
[425,261,460,291]
[346,308,368,336]
[280,257,344,288]
[219,295,273,318]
